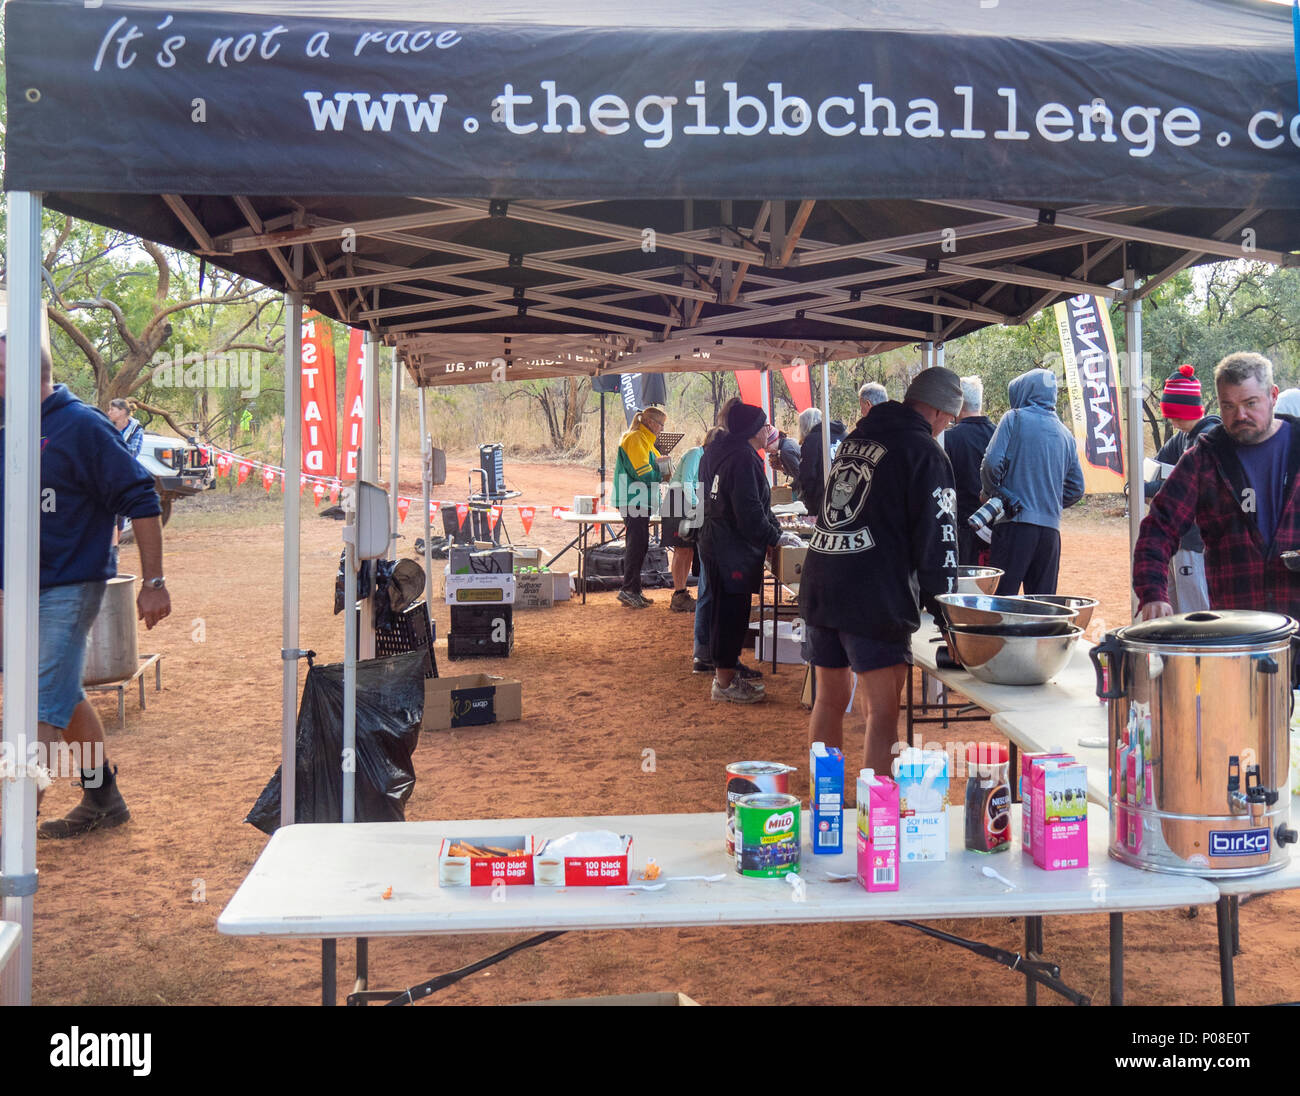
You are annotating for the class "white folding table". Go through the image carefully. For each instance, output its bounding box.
[551,511,663,604]
[219,806,1217,1006]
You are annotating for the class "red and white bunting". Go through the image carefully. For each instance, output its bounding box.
[454,502,469,529]
[262,467,276,492]
[236,460,251,485]
[312,481,326,507]
[518,505,535,536]
[397,497,410,523]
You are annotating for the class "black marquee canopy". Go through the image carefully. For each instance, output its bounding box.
[6,0,1300,369]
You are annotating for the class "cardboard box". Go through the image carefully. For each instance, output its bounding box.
[514,569,555,609]
[534,834,633,886]
[772,545,808,587]
[551,571,573,602]
[573,495,597,515]
[770,485,794,505]
[444,571,516,604]
[752,619,806,664]
[438,835,536,886]
[422,673,522,731]
[511,547,543,570]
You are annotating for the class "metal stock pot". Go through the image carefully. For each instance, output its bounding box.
[1090,610,1299,878]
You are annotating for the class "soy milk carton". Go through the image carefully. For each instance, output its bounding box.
[892,747,949,862]
[809,741,844,855]
[856,769,899,892]
[1031,759,1089,870]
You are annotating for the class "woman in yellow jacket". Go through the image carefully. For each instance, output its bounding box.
[612,405,669,609]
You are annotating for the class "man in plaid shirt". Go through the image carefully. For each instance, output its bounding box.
[1134,352,1300,620]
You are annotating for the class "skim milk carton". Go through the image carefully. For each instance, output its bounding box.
[1031,759,1089,870]
[856,769,900,892]
[892,747,949,862]
[1020,751,1072,856]
[810,741,844,855]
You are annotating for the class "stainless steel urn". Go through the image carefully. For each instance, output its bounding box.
[1090,610,1298,878]
[82,574,140,685]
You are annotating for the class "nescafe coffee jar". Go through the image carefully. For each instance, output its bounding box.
[965,743,1011,853]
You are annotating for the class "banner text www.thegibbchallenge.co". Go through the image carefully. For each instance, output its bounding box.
[300,81,1300,159]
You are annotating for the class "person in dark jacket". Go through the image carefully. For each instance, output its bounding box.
[942,376,997,566]
[701,402,801,704]
[0,337,171,838]
[797,409,847,519]
[800,367,962,774]
[1142,364,1220,613]
[763,425,801,484]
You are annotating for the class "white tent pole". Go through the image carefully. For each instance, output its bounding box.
[1,191,44,1007]
[280,291,302,830]
[342,492,358,824]
[821,361,832,490]
[419,386,433,618]
[1124,268,1145,612]
[936,343,945,369]
[360,333,379,659]
[388,349,402,561]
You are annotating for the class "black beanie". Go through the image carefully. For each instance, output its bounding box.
[726,402,767,439]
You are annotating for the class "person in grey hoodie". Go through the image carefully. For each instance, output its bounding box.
[980,368,1085,595]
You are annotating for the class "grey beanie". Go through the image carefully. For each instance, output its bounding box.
[904,367,964,417]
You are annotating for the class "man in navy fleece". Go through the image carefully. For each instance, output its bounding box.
[0,336,171,838]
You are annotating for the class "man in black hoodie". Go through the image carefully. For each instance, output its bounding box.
[942,376,996,566]
[800,367,962,774]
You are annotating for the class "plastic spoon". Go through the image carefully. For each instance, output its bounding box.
[981,866,1018,890]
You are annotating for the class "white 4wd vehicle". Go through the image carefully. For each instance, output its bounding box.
[127,430,215,528]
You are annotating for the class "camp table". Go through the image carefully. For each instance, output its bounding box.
[218,806,1216,1006]
[551,510,662,604]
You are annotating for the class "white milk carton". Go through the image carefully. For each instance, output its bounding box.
[892,747,949,862]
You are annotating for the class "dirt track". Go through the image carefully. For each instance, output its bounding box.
[10,457,1299,1006]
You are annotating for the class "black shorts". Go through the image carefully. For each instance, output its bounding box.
[804,623,912,673]
[659,517,697,550]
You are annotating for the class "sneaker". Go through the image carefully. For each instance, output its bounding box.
[711,676,765,704]
[636,592,656,606]
[617,590,647,609]
[734,661,764,680]
[692,658,715,674]
[670,589,697,613]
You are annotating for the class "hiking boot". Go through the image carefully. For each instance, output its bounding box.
[38,765,129,840]
[670,589,697,613]
[617,589,647,609]
[734,661,764,680]
[711,676,765,704]
[692,658,715,674]
[636,592,656,606]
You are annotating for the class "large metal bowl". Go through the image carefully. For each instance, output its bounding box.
[955,566,1003,594]
[946,625,1083,685]
[936,593,1077,631]
[1023,594,1099,632]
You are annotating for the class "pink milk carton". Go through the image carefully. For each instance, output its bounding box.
[1031,759,1089,871]
[856,769,900,892]
[1020,752,1071,856]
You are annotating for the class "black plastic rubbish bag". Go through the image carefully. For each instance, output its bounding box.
[245,651,425,835]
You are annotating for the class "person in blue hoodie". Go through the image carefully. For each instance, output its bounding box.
[0,336,171,838]
[979,368,1086,596]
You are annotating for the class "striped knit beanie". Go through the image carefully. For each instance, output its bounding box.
[1160,364,1203,421]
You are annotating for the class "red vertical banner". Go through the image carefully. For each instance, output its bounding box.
[300,310,338,478]
[340,327,367,481]
[733,370,764,411]
[780,357,814,414]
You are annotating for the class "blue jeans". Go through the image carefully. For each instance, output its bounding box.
[38,581,107,729]
[693,559,712,662]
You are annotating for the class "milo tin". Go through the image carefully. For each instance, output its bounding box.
[734,793,802,878]
[726,761,794,856]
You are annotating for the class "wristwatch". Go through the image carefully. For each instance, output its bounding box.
[144,577,166,589]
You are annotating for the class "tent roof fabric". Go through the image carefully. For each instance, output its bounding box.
[6,1,1299,380]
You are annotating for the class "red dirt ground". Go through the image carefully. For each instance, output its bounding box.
[8,457,1298,1006]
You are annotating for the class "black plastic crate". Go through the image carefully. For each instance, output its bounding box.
[374,600,438,678]
[447,630,514,659]
[449,604,513,637]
